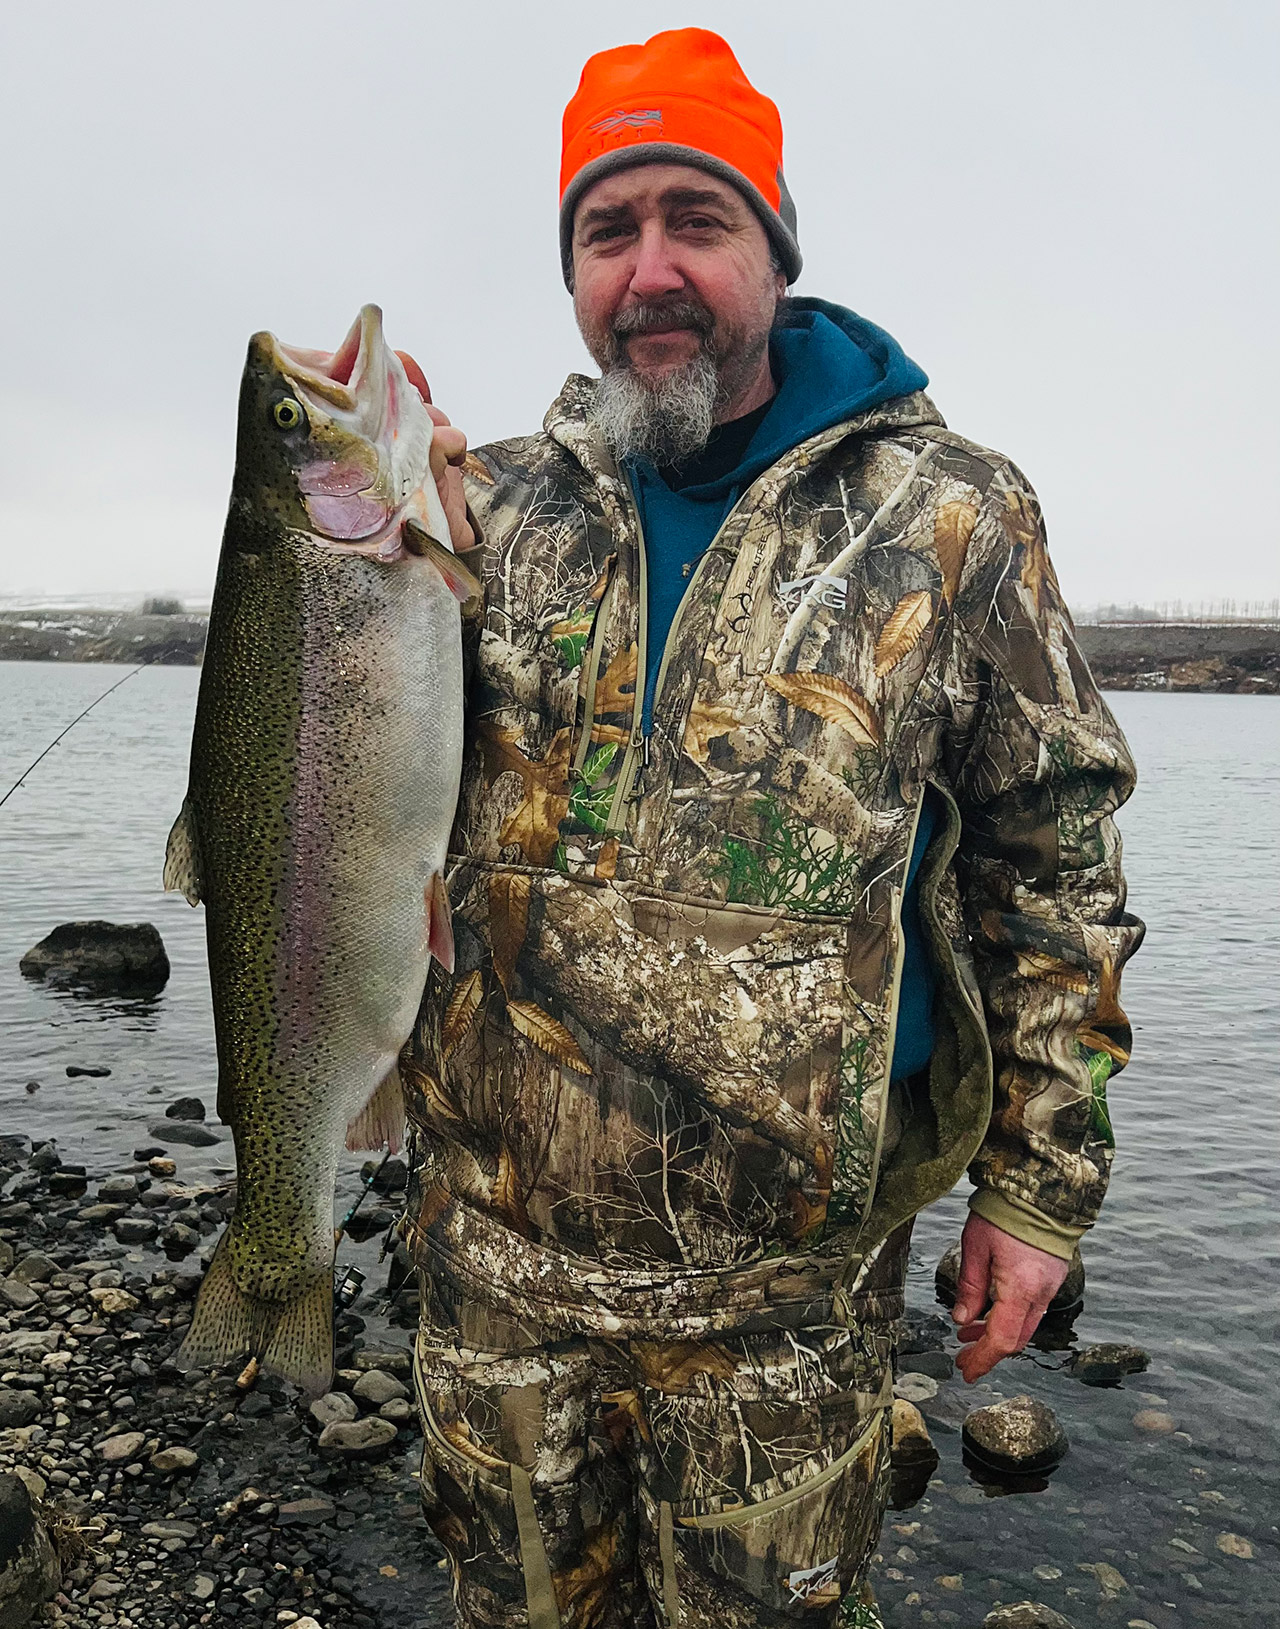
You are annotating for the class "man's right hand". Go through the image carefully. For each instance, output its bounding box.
[396,350,476,551]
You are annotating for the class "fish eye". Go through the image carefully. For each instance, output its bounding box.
[272,397,304,431]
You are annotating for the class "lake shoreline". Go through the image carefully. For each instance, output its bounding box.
[3,612,1277,695]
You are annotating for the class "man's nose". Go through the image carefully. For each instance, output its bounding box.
[628,222,685,300]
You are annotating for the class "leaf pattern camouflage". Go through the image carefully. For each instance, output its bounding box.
[412,1227,909,1628]
[400,374,1144,1341]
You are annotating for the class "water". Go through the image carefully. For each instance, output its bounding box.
[1,665,1277,1624]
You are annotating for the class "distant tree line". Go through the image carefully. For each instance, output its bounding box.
[1074,599,1280,626]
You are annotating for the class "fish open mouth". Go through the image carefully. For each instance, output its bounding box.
[258,306,425,547]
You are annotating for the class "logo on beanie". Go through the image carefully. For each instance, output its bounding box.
[590,108,664,136]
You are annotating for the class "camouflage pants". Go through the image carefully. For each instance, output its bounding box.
[413,1235,907,1628]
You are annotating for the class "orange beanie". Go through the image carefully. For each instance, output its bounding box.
[559,28,801,289]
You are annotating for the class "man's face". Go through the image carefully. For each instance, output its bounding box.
[572,163,784,407]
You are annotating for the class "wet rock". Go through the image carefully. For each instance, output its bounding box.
[76,1202,128,1224]
[353,1346,411,1374]
[89,1286,140,1316]
[309,1392,359,1430]
[0,1472,61,1626]
[20,919,170,991]
[1068,1342,1149,1387]
[362,1156,408,1195]
[895,1308,953,1355]
[0,1280,39,1312]
[112,1216,158,1244]
[893,1373,938,1405]
[165,1095,206,1122]
[1132,1408,1176,1433]
[936,1240,1086,1314]
[963,1394,1069,1474]
[1216,1532,1253,1559]
[9,1254,55,1285]
[317,1416,398,1459]
[351,1369,408,1407]
[342,1205,397,1243]
[98,1430,147,1463]
[0,1331,59,1361]
[161,1222,201,1258]
[96,1174,140,1202]
[26,1146,58,1175]
[0,1391,40,1430]
[897,1349,953,1380]
[63,1064,111,1078]
[276,1497,336,1527]
[1078,1561,1129,1596]
[0,1243,11,1275]
[150,1444,199,1474]
[984,1606,1076,1628]
[146,1120,221,1147]
[890,1399,937,1468]
[379,1395,416,1424]
[45,1171,87,1196]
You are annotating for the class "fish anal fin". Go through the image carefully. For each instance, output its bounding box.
[345,1064,406,1154]
[261,1271,335,1399]
[426,870,455,972]
[163,796,203,906]
[403,518,482,603]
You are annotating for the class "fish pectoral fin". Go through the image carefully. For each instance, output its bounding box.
[402,518,483,603]
[426,870,456,972]
[163,796,204,906]
[345,1064,406,1154]
[176,1230,334,1398]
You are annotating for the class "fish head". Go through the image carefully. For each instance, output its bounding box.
[234,304,433,551]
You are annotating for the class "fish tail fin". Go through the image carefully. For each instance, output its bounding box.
[176,1230,334,1397]
[260,1272,336,1399]
[345,1063,406,1154]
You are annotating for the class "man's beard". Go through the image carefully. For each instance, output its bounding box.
[582,298,768,468]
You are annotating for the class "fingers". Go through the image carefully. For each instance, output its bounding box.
[955,1293,1027,1383]
[429,423,468,481]
[951,1225,992,1329]
[394,350,432,404]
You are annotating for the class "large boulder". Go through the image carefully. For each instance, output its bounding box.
[19,921,169,993]
[0,1473,61,1627]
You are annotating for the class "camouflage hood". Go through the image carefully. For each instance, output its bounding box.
[401,366,1143,1339]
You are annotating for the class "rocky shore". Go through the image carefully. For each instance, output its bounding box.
[0,1132,451,1629]
[1,1128,1270,1627]
[3,612,1279,695]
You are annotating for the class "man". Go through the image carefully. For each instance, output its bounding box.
[404,28,1143,1629]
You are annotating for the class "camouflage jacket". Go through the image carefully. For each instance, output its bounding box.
[401,375,1143,1339]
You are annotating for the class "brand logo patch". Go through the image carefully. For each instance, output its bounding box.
[785,1557,840,1603]
[590,108,664,135]
[778,572,848,611]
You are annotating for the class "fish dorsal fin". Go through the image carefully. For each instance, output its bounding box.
[163,796,203,906]
[345,1063,406,1154]
[402,518,482,604]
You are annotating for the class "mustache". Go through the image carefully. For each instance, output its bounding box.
[610,299,716,345]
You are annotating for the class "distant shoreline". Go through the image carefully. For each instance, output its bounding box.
[2,608,1278,693]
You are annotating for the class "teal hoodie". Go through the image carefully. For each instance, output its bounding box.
[625,297,937,1079]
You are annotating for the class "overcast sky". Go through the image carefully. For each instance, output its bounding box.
[1,0,1275,607]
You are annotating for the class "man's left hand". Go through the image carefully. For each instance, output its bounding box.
[951,1212,1070,1382]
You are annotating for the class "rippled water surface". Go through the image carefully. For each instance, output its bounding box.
[1,664,1277,1624]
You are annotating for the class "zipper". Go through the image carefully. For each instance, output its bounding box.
[857,783,928,1226]
[569,557,618,779]
[604,490,746,832]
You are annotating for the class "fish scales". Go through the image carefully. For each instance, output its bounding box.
[166,306,473,1393]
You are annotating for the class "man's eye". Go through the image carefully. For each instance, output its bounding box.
[679,215,720,232]
[590,224,631,244]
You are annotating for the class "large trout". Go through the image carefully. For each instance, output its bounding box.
[164,305,476,1394]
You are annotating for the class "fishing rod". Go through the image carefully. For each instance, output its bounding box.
[0,660,152,810]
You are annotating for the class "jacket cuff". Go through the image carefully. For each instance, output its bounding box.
[967,1188,1086,1262]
